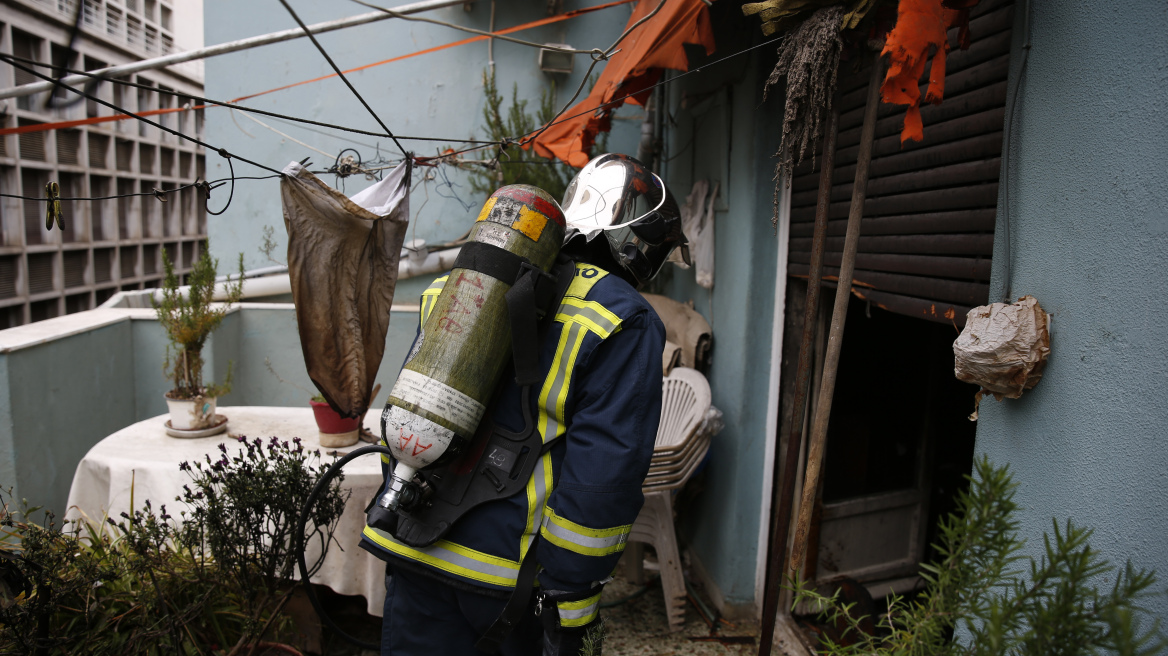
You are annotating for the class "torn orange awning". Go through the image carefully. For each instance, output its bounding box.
[880,0,971,143]
[526,0,716,167]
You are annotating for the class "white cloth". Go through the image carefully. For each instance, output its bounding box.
[66,406,389,617]
[670,179,718,289]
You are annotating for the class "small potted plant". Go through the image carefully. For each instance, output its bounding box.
[309,394,363,448]
[266,358,370,448]
[155,244,243,434]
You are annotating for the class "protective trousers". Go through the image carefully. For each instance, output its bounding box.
[381,565,543,655]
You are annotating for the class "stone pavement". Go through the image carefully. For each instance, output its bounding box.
[601,575,760,656]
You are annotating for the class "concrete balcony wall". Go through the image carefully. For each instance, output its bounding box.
[0,303,419,516]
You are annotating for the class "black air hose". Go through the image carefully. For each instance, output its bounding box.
[295,444,392,651]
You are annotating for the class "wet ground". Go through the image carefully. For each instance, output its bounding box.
[598,574,760,656]
[312,572,761,655]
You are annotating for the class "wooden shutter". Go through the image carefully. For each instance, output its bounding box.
[787,0,1014,326]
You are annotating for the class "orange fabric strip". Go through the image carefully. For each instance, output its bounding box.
[0,105,191,136]
[0,0,635,137]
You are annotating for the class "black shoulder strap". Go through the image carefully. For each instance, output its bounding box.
[475,533,542,654]
[505,256,576,387]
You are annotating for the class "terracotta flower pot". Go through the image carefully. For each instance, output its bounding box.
[310,399,361,448]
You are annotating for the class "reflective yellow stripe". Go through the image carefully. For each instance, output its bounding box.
[520,451,554,560]
[538,321,587,442]
[556,297,622,338]
[363,525,520,588]
[540,507,631,557]
[420,275,448,326]
[557,593,601,627]
[565,263,608,299]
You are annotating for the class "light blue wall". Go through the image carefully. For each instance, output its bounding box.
[201,0,642,271]
[0,306,419,517]
[976,0,1168,623]
[198,1,772,610]
[656,56,780,610]
[0,318,139,517]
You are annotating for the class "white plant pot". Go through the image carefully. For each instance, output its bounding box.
[166,394,218,430]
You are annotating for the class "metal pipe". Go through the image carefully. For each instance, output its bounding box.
[0,0,472,101]
[100,246,462,308]
[757,102,840,656]
[788,55,884,575]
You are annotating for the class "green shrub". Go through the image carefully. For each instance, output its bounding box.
[793,457,1168,656]
[0,436,347,655]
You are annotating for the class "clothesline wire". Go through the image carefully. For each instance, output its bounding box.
[511,0,664,154]
[0,13,785,201]
[439,31,788,162]
[223,0,637,106]
[348,0,611,58]
[0,55,495,145]
[0,52,284,177]
[0,173,282,203]
[277,0,409,156]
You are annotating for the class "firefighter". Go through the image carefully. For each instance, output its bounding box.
[362,154,689,655]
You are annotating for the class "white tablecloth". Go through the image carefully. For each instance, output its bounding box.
[66,406,389,616]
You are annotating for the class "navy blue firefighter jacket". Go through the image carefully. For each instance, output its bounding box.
[361,261,665,594]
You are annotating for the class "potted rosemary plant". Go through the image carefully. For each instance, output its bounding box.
[155,245,244,434]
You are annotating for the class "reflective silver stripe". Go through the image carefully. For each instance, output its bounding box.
[541,514,629,552]
[558,599,599,623]
[421,543,518,583]
[557,301,620,337]
[364,526,520,587]
[521,453,551,559]
[540,321,585,442]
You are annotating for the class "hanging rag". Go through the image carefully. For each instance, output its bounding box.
[670,179,719,289]
[280,160,411,418]
[641,293,713,372]
[880,0,973,143]
[526,0,716,167]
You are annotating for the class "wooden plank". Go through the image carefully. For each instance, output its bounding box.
[855,287,973,327]
[821,489,920,520]
[835,83,1007,152]
[789,263,990,305]
[793,158,1001,207]
[789,251,993,280]
[790,209,996,238]
[833,131,1003,190]
[793,183,999,223]
[838,54,1010,131]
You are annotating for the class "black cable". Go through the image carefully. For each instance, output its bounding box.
[277,0,410,157]
[206,157,236,215]
[0,52,284,177]
[2,54,497,146]
[0,174,280,203]
[44,0,96,110]
[998,0,1031,303]
[295,445,390,651]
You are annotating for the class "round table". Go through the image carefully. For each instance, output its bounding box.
[66,406,389,616]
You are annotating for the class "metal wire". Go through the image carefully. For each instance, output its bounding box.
[0,52,285,177]
[277,0,410,156]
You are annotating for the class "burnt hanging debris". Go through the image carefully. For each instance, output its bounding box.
[761,5,845,227]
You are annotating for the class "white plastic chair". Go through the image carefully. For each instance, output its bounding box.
[626,367,714,631]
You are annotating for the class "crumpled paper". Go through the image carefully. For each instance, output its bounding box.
[953,295,1051,420]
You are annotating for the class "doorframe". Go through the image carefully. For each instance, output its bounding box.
[756,171,793,613]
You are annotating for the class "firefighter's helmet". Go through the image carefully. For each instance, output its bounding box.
[561,154,689,287]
